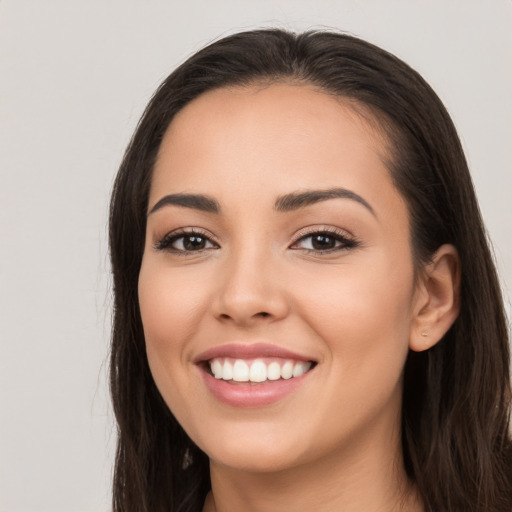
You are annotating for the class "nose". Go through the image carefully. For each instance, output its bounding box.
[211,246,290,327]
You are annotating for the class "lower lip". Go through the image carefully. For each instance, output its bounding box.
[200,367,312,407]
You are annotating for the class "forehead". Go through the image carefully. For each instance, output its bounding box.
[150,83,402,218]
[158,82,391,162]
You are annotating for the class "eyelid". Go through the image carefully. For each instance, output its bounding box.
[292,225,356,241]
[154,227,220,252]
[289,225,359,252]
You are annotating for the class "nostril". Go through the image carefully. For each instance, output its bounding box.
[217,311,272,324]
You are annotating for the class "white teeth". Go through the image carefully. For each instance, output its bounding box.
[223,360,233,380]
[249,360,267,382]
[232,360,250,382]
[211,359,223,379]
[209,358,313,383]
[293,361,311,377]
[267,361,281,381]
[281,361,294,380]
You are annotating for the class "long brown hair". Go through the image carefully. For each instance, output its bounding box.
[109,29,512,512]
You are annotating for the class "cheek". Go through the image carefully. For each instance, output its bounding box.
[138,261,207,402]
[295,258,415,382]
[288,261,415,450]
[139,262,207,351]
[138,261,213,431]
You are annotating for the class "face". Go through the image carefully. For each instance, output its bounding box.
[138,84,420,473]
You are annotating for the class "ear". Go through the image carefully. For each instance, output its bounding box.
[409,244,461,352]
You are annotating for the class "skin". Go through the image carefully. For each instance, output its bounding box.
[138,84,459,512]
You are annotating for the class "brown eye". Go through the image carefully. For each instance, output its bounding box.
[181,235,208,251]
[291,230,358,253]
[310,234,337,250]
[155,231,218,252]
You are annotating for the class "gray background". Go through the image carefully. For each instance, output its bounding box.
[1,1,510,511]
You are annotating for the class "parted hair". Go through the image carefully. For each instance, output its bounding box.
[109,29,512,512]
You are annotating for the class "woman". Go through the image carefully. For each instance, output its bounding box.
[109,29,512,512]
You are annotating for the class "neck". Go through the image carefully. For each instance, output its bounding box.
[203,425,423,512]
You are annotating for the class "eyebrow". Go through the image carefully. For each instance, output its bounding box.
[148,193,220,216]
[274,187,375,216]
[148,187,375,217]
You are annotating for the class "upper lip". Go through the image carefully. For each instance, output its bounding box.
[194,343,315,364]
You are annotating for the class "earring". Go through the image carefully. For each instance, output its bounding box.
[421,332,428,337]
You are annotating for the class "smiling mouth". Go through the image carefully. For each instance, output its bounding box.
[205,357,315,383]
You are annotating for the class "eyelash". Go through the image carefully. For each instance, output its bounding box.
[290,228,359,253]
[154,228,218,254]
[154,227,359,255]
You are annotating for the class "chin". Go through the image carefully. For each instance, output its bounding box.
[207,443,305,474]
[191,421,312,473]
